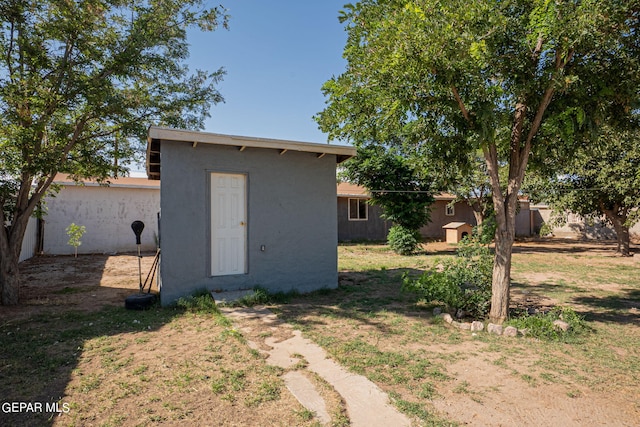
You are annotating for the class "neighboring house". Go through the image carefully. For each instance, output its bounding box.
[42,174,160,255]
[147,127,355,306]
[337,183,534,241]
[531,204,640,240]
[337,183,391,241]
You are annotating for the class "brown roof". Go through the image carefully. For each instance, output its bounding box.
[337,182,369,197]
[336,183,455,200]
[53,173,160,189]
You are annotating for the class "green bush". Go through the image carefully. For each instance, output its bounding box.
[387,225,421,255]
[506,307,590,341]
[176,289,220,313]
[539,223,553,237]
[402,230,492,318]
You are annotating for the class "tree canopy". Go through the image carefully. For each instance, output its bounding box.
[528,125,640,256]
[342,144,435,230]
[317,0,640,322]
[0,0,228,305]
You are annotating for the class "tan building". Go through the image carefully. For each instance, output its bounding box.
[337,183,534,241]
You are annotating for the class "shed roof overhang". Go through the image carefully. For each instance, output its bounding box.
[146,126,356,180]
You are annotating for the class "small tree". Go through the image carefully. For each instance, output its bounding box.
[342,143,436,254]
[66,223,86,258]
[527,126,640,256]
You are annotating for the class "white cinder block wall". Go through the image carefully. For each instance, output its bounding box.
[43,178,160,255]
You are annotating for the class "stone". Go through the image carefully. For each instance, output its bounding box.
[553,319,571,332]
[487,323,503,335]
[433,307,442,316]
[518,328,529,337]
[458,322,471,330]
[527,307,538,315]
[471,321,484,332]
[455,309,465,319]
[442,313,454,324]
[503,326,518,337]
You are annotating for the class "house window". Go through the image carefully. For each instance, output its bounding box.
[348,198,368,221]
[445,203,455,216]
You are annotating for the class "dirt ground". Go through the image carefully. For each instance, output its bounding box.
[1,252,160,320]
[2,241,639,426]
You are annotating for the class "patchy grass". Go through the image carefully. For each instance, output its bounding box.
[272,241,640,425]
[2,241,639,426]
[0,302,314,426]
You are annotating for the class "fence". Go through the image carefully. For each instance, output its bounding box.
[19,217,38,262]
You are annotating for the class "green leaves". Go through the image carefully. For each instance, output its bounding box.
[0,0,229,304]
[342,143,435,230]
[0,0,228,203]
[319,0,640,319]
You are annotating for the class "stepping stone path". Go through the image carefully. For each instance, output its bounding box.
[219,305,411,427]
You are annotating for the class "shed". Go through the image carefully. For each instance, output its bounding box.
[442,222,473,244]
[146,127,356,306]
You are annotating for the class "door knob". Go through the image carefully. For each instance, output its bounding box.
[240,221,245,226]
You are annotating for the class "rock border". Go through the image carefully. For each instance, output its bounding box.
[439,312,527,337]
[438,309,572,336]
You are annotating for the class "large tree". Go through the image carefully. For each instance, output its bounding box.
[0,0,227,305]
[317,0,639,323]
[528,126,640,256]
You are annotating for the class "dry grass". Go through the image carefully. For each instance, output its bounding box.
[0,255,315,427]
[1,241,639,426]
[273,240,640,425]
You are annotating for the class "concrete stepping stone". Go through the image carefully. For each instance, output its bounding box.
[225,307,411,427]
[283,371,331,425]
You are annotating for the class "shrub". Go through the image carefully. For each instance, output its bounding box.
[506,307,590,341]
[387,225,421,255]
[176,289,220,313]
[539,223,553,237]
[402,230,492,318]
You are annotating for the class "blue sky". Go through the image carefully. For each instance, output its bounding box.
[186,1,350,144]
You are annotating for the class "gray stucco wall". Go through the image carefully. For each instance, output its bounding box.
[159,140,339,305]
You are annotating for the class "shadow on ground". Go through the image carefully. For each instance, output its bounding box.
[0,254,171,427]
[572,288,640,325]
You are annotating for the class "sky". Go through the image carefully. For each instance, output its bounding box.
[185,1,351,145]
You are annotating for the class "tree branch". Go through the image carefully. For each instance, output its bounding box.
[518,49,575,183]
[532,35,544,61]
[6,20,16,79]
[482,142,504,219]
[451,85,472,125]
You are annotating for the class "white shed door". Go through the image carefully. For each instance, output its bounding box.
[210,173,247,276]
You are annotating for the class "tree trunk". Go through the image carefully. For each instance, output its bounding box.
[0,248,21,305]
[471,203,485,226]
[489,205,517,324]
[610,218,630,257]
[0,213,31,305]
[601,205,631,257]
